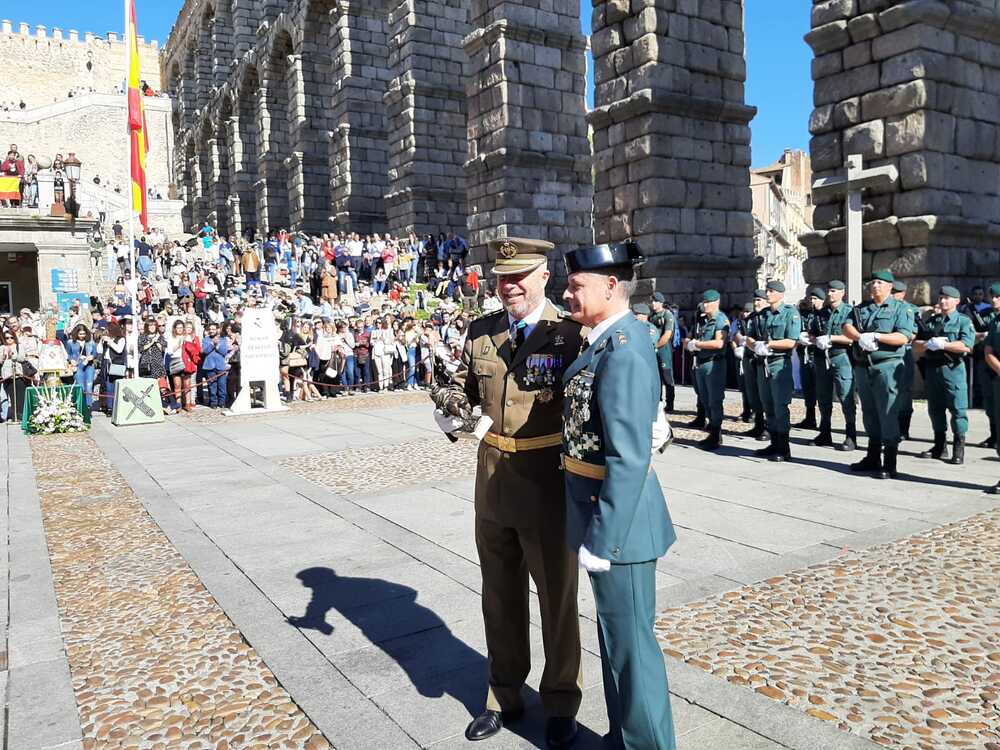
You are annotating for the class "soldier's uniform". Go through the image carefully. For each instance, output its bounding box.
[561,242,677,750]
[743,289,769,440]
[444,239,585,729]
[981,289,1000,449]
[795,290,823,430]
[892,280,920,441]
[984,286,1000,494]
[847,270,915,479]
[915,286,975,465]
[810,280,856,451]
[754,281,801,461]
[648,292,675,413]
[690,290,730,449]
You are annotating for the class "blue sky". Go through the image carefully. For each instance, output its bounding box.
[6,0,812,168]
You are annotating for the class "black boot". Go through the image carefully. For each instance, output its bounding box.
[687,403,706,430]
[946,435,965,465]
[978,417,996,449]
[850,442,881,472]
[755,433,779,458]
[877,442,899,479]
[665,385,675,414]
[747,413,766,439]
[837,423,857,452]
[769,433,791,462]
[794,410,818,430]
[919,432,949,461]
[812,416,834,446]
[698,426,722,451]
[898,412,912,441]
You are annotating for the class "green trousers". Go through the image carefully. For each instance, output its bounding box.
[814,351,856,427]
[744,357,762,413]
[993,376,1000,457]
[757,358,793,433]
[925,362,969,436]
[854,359,903,444]
[693,358,726,428]
[800,350,816,411]
[985,367,997,439]
[591,561,676,750]
[898,349,915,418]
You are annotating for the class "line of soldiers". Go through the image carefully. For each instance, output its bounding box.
[683,270,1000,490]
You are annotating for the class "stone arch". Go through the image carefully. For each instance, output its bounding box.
[211,0,235,85]
[236,64,262,239]
[230,0,259,57]
[195,7,214,111]
[259,30,296,234]
[179,46,197,129]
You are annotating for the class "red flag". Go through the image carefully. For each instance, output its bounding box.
[127,0,148,231]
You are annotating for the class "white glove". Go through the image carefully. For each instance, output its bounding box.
[859,332,879,352]
[433,409,463,435]
[926,336,947,351]
[798,332,812,345]
[753,341,771,357]
[652,408,673,453]
[579,545,611,573]
[685,339,699,353]
[734,345,745,360]
[815,335,832,351]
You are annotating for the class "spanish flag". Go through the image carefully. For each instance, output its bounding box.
[126,0,148,231]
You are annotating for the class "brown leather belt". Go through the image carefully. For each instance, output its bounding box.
[561,454,607,480]
[483,431,562,453]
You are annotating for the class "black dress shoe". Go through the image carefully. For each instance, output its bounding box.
[546,716,578,749]
[465,709,521,741]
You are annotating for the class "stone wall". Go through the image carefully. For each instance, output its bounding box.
[588,0,759,310]
[804,0,1000,304]
[0,21,161,108]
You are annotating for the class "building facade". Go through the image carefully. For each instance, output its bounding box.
[750,149,814,300]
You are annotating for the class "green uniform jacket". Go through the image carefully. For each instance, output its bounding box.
[849,298,915,362]
[918,310,976,367]
[811,301,855,357]
[562,314,675,564]
[693,311,730,364]
[649,309,675,368]
[760,304,801,370]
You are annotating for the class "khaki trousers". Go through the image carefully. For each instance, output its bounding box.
[475,516,583,717]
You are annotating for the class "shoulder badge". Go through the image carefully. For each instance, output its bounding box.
[617,330,628,345]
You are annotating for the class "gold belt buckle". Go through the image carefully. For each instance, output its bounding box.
[496,435,517,453]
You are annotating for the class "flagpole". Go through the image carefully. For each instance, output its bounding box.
[125,0,139,372]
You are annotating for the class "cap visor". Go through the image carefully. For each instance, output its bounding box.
[491,260,546,276]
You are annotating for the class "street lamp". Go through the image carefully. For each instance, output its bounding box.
[63,152,82,230]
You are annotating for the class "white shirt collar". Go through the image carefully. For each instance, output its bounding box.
[587,309,631,345]
[508,300,547,330]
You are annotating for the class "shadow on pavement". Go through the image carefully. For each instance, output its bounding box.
[285,566,604,748]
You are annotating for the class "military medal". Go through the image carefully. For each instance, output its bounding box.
[554,334,565,347]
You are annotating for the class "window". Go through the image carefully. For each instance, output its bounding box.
[0,282,11,315]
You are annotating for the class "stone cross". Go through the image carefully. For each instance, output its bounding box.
[812,154,899,304]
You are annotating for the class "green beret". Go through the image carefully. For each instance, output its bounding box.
[939,285,961,299]
[828,280,846,290]
[892,280,907,293]
[743,302,753,313]
[632,302,651,315]
[990,283,1000,297]
[808,286,825,300]
[870,269,895,283]
[702,289,721,303]
[766,280,785,293]
[753,288,767,300]
[651,291,665,303]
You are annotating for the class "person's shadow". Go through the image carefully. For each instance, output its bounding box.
[285,567,604,747]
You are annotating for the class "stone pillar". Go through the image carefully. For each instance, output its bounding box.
[384,0,470,237]
[188,153,203,228]
[212,10,234,86]
[235,91,261,238]
[803,0,1000,303]
[232,0,258,57]
[178,48,198,129]
[464,0,593,285]
[328,0,391,234]
[258,63,291,234]
[588,0,757,310]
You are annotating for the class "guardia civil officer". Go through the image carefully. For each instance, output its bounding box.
[984,286,1000,494]
[561,241,677,750]
[978,283,1000,451]
[649,292,676,413]
[913,286,975,465]
[891,280,919,441]
[684,290,730,450]
[433,238,585,747]
[794,289,824,431]
[745,281,801,461]
[808,280,857,451]
[734,290,770,440]
[843,270,916,479]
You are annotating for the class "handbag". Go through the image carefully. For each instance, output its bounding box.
[20,360,38,378]
[168,355,186,375]
[108,363,127,378]
[287,351,308,368]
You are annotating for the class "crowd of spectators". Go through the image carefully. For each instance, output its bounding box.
[1,222,485,422]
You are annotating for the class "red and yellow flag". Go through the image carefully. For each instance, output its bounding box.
[127,0,148,231]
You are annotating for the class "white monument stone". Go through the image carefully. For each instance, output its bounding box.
[227,307,287,415]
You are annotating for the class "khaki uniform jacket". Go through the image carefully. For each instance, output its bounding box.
[452,301,586,529]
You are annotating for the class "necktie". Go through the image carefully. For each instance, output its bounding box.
[510,320,527,351]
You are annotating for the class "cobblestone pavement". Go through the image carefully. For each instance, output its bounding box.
[655,508,1000,750]
[669,401,807,442]
[279,436,480,495]
[30,433,332,750]
[183,390,430,424]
